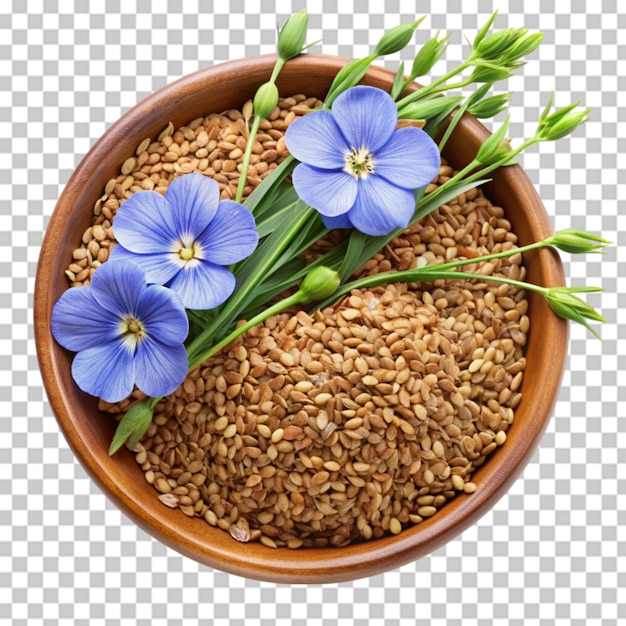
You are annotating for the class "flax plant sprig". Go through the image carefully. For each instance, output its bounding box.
[315,229,610,339]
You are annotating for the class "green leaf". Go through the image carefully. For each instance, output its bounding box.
[254,194,300,239]
[437,85,493,152]
[244,155,296,215]
[412,179,490,225]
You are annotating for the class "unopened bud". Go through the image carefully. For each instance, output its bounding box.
[109,397,155,455]
[539,108,591,141]
[474,117,512,165]
[299,266,341,303]
[277,10,309,61]
[467,93,510,119]
[253,81,279,120]
[545,286,605,338]
[410,33,448,78]
[398,95,462,121]
[469,64,512,83]
[502,32,543,63]
[475,28,525,60]
[374,19,423,56]
[547,228,611,254]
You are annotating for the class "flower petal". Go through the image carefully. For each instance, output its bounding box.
[348,176,416,236]
[108,244,180,287]
[292,164,358,217]
[196,200,259,265]
[51,285,118,352]
[71,340,135,403]
[374,127,441,189]
[332,86,398,153]
[113,191,178,253]
[284,110,349,169]
[166,261,236,310]
[321,213,354,230]
[89,261,146,319]
[134,339,188,398]
[164,173,220,238]
[138,284,189,346]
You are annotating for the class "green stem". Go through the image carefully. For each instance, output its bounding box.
[270,58,286,84]
[424,137,538,209]
[427,76,476,94]
[187,290,304,372]
[396,58,473,109]
[315,266,545,313]
[421,238,549,273]
[234,115,263,204]
[234,58,286,205]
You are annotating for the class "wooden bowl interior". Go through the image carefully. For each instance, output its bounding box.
[35,54,568,583]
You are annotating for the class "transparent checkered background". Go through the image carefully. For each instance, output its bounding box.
[2,0,624,624]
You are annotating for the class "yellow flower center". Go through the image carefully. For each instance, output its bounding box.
[119,317,146,349]
[175,238,203,267]
[179,245,196,261]
[344,146,375,179]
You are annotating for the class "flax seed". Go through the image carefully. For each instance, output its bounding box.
[88,96,527,548]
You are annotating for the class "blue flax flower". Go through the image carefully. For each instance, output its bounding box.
[109,173,258,310]
[285,85,441,236]
[51,261,189,403]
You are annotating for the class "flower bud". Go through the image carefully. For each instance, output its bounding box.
[475,28,525,60]
[374,19,423,56]
[277,10,309,61]
[502,32,543,63]
[109,397,155,455]
[469,64,512,83]
[398,95,462,121]
[538,108,591,141]
[474,117,511,165]
[468,93,510,119]
[253,81,279,120]
[410,33,448,78]
[472,11,499,49]
[545,287,605,338]
[536,97,592,141]
[299,266,341,303]
[547,228,611,254]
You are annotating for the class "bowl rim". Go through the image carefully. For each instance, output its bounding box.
[34,53,569,583]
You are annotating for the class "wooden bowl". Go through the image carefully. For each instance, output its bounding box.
[34,54,568,583]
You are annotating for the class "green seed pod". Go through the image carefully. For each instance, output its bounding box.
[253,81,280,120]
[277,10,309,61]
